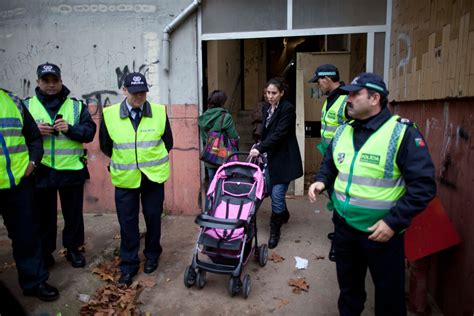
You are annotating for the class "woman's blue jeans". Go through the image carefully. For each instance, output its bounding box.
[269,182,290,214]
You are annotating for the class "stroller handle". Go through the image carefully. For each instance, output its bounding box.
[226,151,267,164]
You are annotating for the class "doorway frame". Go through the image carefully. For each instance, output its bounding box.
[197,0,393,195]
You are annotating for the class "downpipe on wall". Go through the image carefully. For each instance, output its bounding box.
[162,0,201,73]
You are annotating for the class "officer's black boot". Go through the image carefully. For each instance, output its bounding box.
[281,207,290,224]
[327,232,336,262]
[268,212,283,249]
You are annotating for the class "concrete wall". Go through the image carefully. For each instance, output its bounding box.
[392,99,474,315]
[0,0,201,214]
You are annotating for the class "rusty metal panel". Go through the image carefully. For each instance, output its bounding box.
[392,98,474,315]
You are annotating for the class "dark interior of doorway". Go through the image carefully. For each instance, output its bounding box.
[202,34,367,112]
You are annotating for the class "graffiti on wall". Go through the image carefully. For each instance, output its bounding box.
[396,32,412,98]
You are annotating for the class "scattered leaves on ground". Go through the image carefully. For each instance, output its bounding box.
[113,233,121,240]
[0,262,16,273]
[314,255,325,260]
[288,277,309,294]
[92,257,121,282]
[273,297,290,308]
[80,283,143,315]
[268,252,285,263]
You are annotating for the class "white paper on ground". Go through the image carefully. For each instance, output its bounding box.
[294,256,309,270]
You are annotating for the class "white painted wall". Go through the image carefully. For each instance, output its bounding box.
[0,0,198,106]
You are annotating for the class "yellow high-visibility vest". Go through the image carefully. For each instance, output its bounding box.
[331,115,407,232]
[25,96,84,170]
[103,102,170,188]
[0,90,29,189]
[318,95,347,154]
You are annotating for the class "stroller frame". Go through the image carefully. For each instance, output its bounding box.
[184,154,268,298]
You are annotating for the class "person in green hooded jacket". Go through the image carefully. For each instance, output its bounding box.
[198,90,239,211]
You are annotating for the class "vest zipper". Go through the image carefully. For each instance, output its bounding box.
[342,149,359,217]
[134,129,139,170]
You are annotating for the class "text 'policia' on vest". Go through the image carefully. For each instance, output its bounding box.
[0,89,29,189]
[102,102,170,189]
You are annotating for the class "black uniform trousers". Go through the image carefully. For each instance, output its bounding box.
[0,177,48,290]
[333,213,406,316]
[115,174,164,274]
[36,184,85,256]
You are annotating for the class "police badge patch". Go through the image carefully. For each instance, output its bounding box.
[337,152,345,164]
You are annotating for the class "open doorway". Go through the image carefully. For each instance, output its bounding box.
[202,34,369,193]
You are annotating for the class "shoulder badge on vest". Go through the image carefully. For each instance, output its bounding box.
[397,117,417,128]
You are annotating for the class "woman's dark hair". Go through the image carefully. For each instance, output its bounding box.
[265,77,289,98]
[207,90,227,108]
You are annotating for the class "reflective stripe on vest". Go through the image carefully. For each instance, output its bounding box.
[25,96,84,170]
[331,115,407,232]
[320,95,347,145]
[103,102,170,188]
[0,90,29,189]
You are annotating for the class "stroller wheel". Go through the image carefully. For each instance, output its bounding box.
[196,270,207,289]
[184,265,197,288]
[258,244,268,267]
[242,274,251,299]
[228,276,241,297]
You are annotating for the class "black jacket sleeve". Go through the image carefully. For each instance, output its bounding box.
[383,126,437,232]
[314,140,338,188]
[63,101,96,143]
[99,117,113,158]
[255,102,295,154]
[21,102,43,164]
[162,115,173,152]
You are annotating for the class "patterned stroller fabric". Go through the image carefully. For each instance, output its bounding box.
[205,161,265,242]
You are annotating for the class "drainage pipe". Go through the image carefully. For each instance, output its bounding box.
[162,0,201,72]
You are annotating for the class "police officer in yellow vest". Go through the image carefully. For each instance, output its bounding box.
[308,64,348,155]
[308,73,436,316]
[100,72,173,286]
[0,88,59,301]
[308,64,349,261]
[25,63,96,269]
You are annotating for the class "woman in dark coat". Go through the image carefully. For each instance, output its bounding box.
[249,77,303,249]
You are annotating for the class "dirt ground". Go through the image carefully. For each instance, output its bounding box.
[4,195,442,315]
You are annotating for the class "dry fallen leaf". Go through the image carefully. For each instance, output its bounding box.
[139,277,156,288]
[273,297,290,308]
[315,255,325,260]
[268,252,285,263]
[92,257,121,282]
[288,277,309,294]
[113,233,121,240]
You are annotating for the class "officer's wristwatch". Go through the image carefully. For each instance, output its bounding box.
[30,161,37,168]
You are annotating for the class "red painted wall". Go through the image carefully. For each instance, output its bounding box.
[392,98,474,315]
[83,103,201,215]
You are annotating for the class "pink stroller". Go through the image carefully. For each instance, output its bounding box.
[184,152,269,298]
